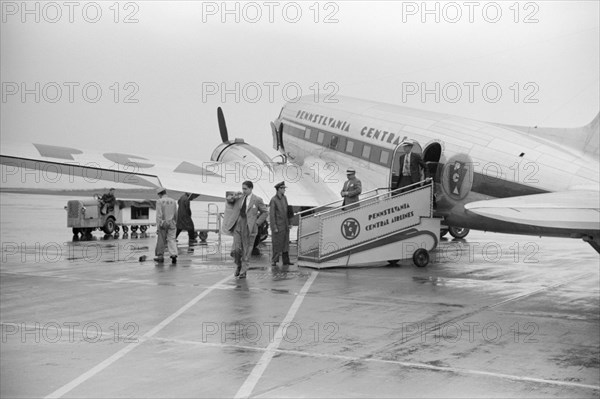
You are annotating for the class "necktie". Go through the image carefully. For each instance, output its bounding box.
[240,196,247,217]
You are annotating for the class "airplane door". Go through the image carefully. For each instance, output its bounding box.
[270,122,283,151]
[390,139,423,189]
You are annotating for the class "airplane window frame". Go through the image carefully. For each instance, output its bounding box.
[317,131,325,144]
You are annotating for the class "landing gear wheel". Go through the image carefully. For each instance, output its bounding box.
[131,225,139,233]
[122,226,129,233]
[198,231,208,242]
[140,225,148,233]
[103,218,116,234]
[449,226,470,239]
[412,248,429,268]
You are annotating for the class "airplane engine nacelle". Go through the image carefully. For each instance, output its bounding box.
[433,153,479,216]
[210,139,274,171]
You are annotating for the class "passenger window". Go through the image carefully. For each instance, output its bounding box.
[346,141,354,153]
[380,150,390,165]
[304,128,312,140]
[317,131,325,143]
[362,145,371,158]
[330,135,339,149]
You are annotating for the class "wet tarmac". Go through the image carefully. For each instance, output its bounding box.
[1,193,599,398]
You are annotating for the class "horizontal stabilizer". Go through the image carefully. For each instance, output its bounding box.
[464,190,600,231]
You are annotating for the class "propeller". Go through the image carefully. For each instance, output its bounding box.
[217,107,229,143]
[278,123,284,149]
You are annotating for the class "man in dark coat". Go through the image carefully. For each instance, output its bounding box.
[395,142,428,193]
[100,188,116,215]
[269,181,293,267]
[176,192,196,241]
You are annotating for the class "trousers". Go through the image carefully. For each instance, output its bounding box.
[155,221,177,257]
[233,217,256,274]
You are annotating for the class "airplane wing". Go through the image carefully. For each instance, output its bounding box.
[464,190,600,231]
[0,141,340,208]
[158,157,342,208]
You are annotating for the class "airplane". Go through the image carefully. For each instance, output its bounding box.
[1,95,599,252]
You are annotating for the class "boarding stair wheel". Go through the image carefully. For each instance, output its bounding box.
[412,248,429,268]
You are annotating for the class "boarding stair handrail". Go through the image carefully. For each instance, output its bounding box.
[296,178,432,218]
[297,179,433,262]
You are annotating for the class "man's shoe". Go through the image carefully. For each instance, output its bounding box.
[283,262,294,266]
[271,263,278,267]
[153,257,164,263]
[234,265,241,277]
[237,273,246,279]
[171,256,177,264]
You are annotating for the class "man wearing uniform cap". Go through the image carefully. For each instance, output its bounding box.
[395,141,428,193]
[154,187,178,264]
[341,168,362,209]
[269,181,294,268]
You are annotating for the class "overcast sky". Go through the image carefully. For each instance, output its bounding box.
[2,0,599,164]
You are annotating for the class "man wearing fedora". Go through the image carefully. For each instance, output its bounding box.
[269,181,294,268]
[341,168,362,209]
[395,142,428,193]
[224,180,269,279]
[154,187,178,264]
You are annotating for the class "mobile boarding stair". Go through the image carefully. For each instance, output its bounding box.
[296,179,440,269]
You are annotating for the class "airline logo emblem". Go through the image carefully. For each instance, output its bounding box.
[442,154,473,200]
[341,218,360,240]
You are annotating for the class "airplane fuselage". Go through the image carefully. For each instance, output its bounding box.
[273,95,599,240]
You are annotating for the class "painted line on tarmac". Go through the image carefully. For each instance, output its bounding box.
[234,271,319,399]
[150,337,600,392]
[44,274,233,399]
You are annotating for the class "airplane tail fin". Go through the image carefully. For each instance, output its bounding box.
[497,112,599,157]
